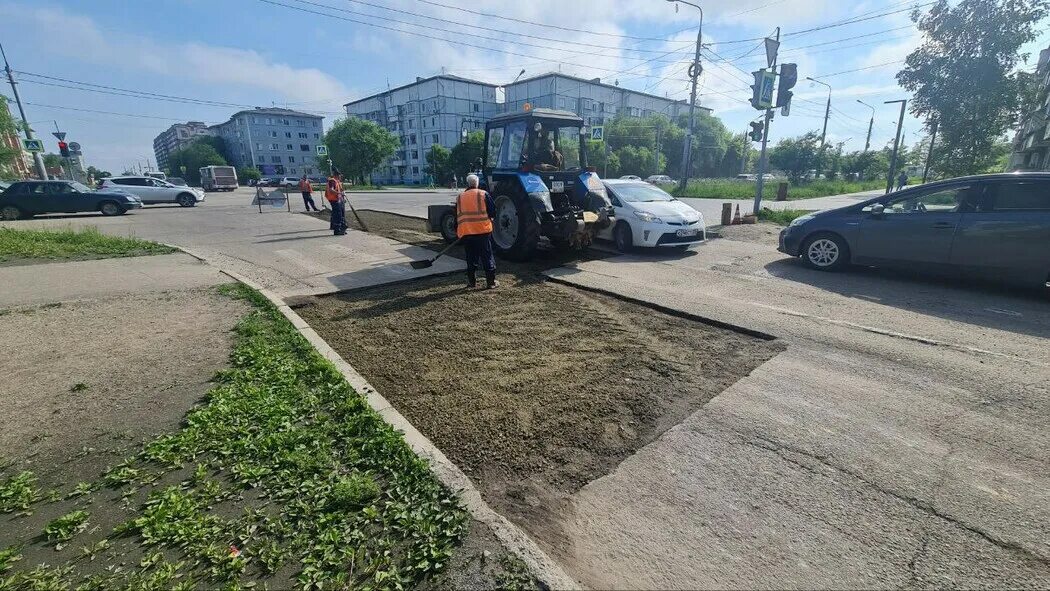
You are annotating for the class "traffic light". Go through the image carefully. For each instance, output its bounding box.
[776,63,798,109]
[749,121,764,142]
[750,70,765,110]
[58,141,70,158]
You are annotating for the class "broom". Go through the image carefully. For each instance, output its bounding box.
[410,237,462,269]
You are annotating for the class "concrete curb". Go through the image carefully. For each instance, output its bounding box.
[163,242,582,591]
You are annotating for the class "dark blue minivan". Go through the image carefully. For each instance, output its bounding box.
[778,173,1050,288]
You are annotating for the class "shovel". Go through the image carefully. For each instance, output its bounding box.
[410,237,461,269]
[344,195,369,232]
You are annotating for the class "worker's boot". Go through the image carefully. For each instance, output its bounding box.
[466,271,477,289]
[485,271,499,290]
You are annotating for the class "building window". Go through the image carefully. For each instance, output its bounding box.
[412,150,419,160]
[256,143,263,151]
[297,119,304,126]
[286,144,293,150]
[270,130,277,138]
[431,117,435,126]
[432,134,439,143]
[285,132,292,138]
[422,119,426,129]
[314,133,319,139]
[313,121,318,127]
[410,134,416,145]
[272,156,282,163]
[408,120,414,129]
[252,117,259,124]
[265,117,273,125]
[289,167,296,173]
[473,103,479,112]
[300,144,310,151]
[305,167,313,174]
[288,156,295,163]
[298,132,308,139]
[282,119,289,125]
[413,166,419,175]
[270,143,279,150]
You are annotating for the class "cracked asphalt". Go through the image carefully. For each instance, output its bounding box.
[545,227,1049,589]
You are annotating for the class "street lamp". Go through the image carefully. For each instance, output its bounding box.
[806,76,832,147]
[666,0,702,192]
[857,100,875,152]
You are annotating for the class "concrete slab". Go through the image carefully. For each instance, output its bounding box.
[0,253,230,308]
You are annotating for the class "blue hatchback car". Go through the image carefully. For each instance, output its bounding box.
[778,173,1050,288]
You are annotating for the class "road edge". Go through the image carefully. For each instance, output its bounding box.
[164,242,583,591]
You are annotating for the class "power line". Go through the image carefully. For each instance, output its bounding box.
[813,60,905,78]
[24,101,218,123]
[707,2,934,46]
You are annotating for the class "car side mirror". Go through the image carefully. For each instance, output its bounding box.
[870,203,885,216]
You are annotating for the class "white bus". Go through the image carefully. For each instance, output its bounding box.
[200,165,238,191]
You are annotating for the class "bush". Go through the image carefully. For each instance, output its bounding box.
[757,208,811,225]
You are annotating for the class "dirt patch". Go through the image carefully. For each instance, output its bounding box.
[716,222,783,247]
[0,288,245,482]
[295,272,784,556]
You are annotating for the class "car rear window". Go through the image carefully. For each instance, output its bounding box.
[992,181,1050,211]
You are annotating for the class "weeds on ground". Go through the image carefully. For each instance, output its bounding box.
[0,471,39,514]
[0,282,468,589]
[757,208,811,226]
[0,226,174,262]
[44,510,90,548]
[674,178,884,200]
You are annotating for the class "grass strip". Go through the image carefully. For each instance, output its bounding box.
[757,208,812,226]
[0,282,468,590]
[0,227,174,262]
[674,178,884,200]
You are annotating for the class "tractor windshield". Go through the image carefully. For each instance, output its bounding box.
[526,122,583,171]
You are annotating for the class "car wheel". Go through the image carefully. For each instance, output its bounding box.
[176,193,196,207]
[99,201,124,216]
[1,205,23,221]
[613,221,633,253]
[802,232,850,271]
[439,210,458,244]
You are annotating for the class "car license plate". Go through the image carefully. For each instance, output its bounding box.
[676,229,698,237]
[551,181,564,192]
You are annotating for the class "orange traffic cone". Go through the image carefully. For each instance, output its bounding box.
[732,204,742,225]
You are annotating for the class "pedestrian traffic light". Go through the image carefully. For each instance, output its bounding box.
[58,141,70,158]
[776,63,798,109]
[749,121,764,142]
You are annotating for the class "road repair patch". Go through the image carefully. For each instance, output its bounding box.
[294,272,785,556]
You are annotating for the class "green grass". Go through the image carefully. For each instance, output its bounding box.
[0,282,468,590]
[43,511,90,547]
[0,227,175,262]
[757,208,812,226]
[674,178,885,201]
[0,471,39,514]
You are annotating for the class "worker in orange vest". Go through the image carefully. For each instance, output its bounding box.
[325,168,347,235]
[456,174,497,289]
[298,174,319,212]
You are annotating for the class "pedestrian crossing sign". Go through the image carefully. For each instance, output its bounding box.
[591,126,604,141]
[21,138,44,153]
[316,145,328,156]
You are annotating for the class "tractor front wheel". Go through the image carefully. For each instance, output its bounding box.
[491,192,540,261]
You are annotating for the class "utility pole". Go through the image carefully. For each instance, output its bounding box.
[885,99,907,195]
[857,100,874,152]
[807,77,832,147]
[922,119,938,183]
[1,43,47,180]
[752,27,779,215]
[667,0,702,193]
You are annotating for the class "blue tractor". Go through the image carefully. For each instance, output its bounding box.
[427,108,614,260]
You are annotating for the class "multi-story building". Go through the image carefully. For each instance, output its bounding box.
[503,73,710,127]
[344,75,499,185]
[209,108,325,176]
[152,121,213,172]
[1009,45,1050,171]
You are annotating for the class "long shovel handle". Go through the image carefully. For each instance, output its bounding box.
[344,195,369,232]
[430,236,462,264]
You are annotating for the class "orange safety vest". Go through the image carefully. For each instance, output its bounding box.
[325,177,342,202]
[456,188,493,238]
[299,178,311,192]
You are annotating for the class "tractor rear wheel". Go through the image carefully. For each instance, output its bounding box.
[491,192,540,261]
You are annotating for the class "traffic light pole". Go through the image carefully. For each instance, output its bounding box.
[668,0,702,194]
[1,43,47,180]
[752,28,779,215]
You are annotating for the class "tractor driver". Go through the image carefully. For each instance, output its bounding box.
[530,130,563,171]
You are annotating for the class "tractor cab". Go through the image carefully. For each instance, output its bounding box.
[480,108,613,258]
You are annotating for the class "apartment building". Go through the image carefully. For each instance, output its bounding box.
[503,73,710,127]
[344,75,499,185]
[1009,45,1050,171]
[152,121,213,172]
[209,108,325,176]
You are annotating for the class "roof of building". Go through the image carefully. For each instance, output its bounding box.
[488,108,583,124]
[343,74,498,108]
[211,107,324,128]
[505,72,698,107]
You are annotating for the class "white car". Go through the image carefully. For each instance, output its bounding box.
[646,174,675,185]
[619,175,642,181]
[278,176,300,187]
[599,179,705,251]
[100,176,205,207]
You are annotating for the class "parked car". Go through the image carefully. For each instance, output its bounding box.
[258,177,280,187]
[646,174,675,185]
[598,179,705,251]
[736,174,757,181]
[0,180,142,220]
[99,176,204,207]
[278,176,300,188]
[619,175,642,181]
[167,177,188,186]
[308,175,327,184]
[777,173,1050,287]
[0,181,11,192]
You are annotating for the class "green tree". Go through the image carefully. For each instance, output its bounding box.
[450,131,484,178]
[424,144,452,184]
[897,0,1050,177]
[42,153,63,169]
[0,97,22,179]
[841,150,890,180]
[615,145,663,178]
[167,142,226,186]
[84,166,111,181]
[322,118,399,184]
[238,167,262,183]
[194,136,229,163]
[769,132,825,183]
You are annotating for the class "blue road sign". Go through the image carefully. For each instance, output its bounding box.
[759,71,776,109]
[591,126,604,141]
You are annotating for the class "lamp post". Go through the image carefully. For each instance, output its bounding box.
[857,100,875,152]
[884,99,907,195]
[806,76,832,147]
[666,0,702,193]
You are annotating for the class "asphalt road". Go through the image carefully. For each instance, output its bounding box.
[4,186,1046,588]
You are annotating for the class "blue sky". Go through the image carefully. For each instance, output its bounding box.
[1,0,1047,173]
